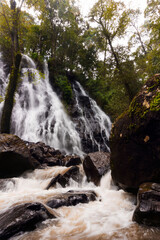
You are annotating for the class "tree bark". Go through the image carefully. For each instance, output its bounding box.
[1,53,22,133]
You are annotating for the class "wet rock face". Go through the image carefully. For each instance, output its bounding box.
[46,190,97,209]
[27,141,82,168]
[110,74,160,193]
[70,81,110,154]
[0,134,35,178]
[83,152,110,186]
[26,141,64,166]
[62,155,82,167]
[0,202,56,239]
[133,183,160,226]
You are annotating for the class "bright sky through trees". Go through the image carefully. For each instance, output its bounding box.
[76,0,147,17]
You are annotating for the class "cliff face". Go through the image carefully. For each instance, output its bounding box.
[110,74,160,193]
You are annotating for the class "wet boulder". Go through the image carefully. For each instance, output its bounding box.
[0,202,56,239]
[46,166,82,189]
[110,74,160,193]
[26,141,63,166]
[46,190,97,209]
[83,152,110,186]
[133,183,160,226]
[63,155,82,167]
[0,134,35,178]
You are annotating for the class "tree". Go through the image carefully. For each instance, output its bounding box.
[0,0,34,133]
[144,0,160,75]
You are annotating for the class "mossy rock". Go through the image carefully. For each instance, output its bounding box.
[110,74,160,193]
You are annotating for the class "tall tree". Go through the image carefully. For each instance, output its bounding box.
[0,0,30,133]
[90,0,140,101]
[144,0,160,75]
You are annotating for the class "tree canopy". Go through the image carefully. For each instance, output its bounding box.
[0,0,159,122]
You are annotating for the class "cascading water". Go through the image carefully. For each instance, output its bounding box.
[72,81,111,153]
[0,53,6,97]
[11,56,83,156]
[0,55,159,239]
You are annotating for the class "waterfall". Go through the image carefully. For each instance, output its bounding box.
[72,81,111,153]
[0,55,159,240]
[10,57,83,156]
[0,55,111,155]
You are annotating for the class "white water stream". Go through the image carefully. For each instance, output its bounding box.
[0,167,159,240]
[0,56,160,239]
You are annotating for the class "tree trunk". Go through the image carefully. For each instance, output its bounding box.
[1,53,22,133]
[10,0,20,64]
[0,0,21,133]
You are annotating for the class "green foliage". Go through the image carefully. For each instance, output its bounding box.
[55,75,73,105]
[0,0,159,123]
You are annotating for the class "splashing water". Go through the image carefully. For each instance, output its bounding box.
[0,167,159,240]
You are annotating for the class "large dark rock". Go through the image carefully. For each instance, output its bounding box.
[0,134,35,178]
[46,166,82,189]
[83,152,110,186]
[46,190,97,209]
[133,182,160,226]
[110,74,160,193]
[0,202,56,239]
[26,141,64,166]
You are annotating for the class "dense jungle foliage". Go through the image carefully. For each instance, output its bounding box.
[0,0,159,123]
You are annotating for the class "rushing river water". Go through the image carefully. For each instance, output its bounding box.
[0,55,160,239]
[0,168,160,240]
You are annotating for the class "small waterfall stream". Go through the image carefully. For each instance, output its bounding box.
[72,81,111,153]
[0,55,160,239]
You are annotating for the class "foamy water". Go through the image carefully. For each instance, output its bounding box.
[0,167,159,240]
[0,168,133,239]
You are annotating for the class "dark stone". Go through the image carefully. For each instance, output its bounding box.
[0,202,56,239]
[46,166,82,189]
[83,152,110,186]
[46,190,97,209]
[0,134,34,178]
[63,155,82,167]
[133,182,160,226]
[26,141,64,166]
[79,96,91,109]
[110,74,160,193]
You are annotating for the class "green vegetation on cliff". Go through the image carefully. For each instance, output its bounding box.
[0,0,159,123]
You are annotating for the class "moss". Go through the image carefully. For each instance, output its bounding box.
[147,75,160,91]
[128,97,149,120]
[150,92,160,112]
[116,110,128,122]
